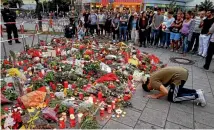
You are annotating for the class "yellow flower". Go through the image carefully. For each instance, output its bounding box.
[8,68,21,77]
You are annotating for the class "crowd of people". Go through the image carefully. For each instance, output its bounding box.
[64,7,214,70]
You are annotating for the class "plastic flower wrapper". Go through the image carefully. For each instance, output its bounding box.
[4,114,15,129]
[42,107,58,122]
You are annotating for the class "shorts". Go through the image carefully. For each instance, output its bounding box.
[170,32,181,41]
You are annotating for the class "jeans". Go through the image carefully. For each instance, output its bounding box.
[119,26,127,41]
[188,32,200,52]
[161,32,170,47]
[181,34,188,53]
[151,29,160,46]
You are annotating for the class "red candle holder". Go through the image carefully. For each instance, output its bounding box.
[100,108,105,117]
[79,92,84,100]
[69,107,74,114]
[107,105,112,114]
[59,117,65,129]
[98,91,103,101]
[64,81,68,88]
[71,84,76,89]
[70,114,76,128]
[111,101,116,110]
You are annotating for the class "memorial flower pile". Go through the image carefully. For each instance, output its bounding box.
[0,37,166,129]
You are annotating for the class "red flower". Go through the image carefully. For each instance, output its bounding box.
[84,49,93,55]
[3,59,10,65]
[128,75,133,80]
[79,45,86,50]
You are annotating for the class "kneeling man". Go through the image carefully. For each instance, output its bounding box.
[142,66,206,106]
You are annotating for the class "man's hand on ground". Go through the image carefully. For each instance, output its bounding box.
[146,94,158,99]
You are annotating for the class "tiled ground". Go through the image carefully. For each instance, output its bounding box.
[1,34,214,129]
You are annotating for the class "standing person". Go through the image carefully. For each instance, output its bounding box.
[180,11,193,56]
[119,9,129,41]
[170,13,183,52]
[188,11,206,54]
[105,11,113,38]
[112,13,120,42]
[77,20,85,41]
[98,10,106,36]
[83,10,90,36]
[88,10,98,36]
[128,12,139,45]
[151,8,164,47]
[1,2,21,45]
[198,10,214,57]
[64,18,76,39]
[141,66,206,107]
[161,11,175,48]
[203,23,214,70]
[35,0,42,31]
[139,11,148,48]
[127,11,134,41]
[147,11,154,46]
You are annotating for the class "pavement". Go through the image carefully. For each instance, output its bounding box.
[1,31,214,129]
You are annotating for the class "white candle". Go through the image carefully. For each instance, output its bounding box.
[78,113,83,123]
[89,97,93,104]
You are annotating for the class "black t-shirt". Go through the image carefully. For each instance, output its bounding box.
[201,18,214,34]
[171,20,183,33]
[83,13,90,23]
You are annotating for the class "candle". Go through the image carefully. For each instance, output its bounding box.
[111,101,116,110]
[50,92,55,98]
[123,94,129,101]
[51,83,56,91]
[71,84,76,89]
[64,81,68,88]
[79,92,84,100]
[98,91,103,101]
[59,117,65,129]
[77,113,83,123]
[38,72,43,78]
[64,88,67,96]
[100,108,105,117]
[70,114,76,128]
[88,96,93,104]
[107,105,112,114]
[69,107,74,114]
[23,66,27,71]
[62,112,67,121]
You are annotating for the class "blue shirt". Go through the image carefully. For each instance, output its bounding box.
[132,19,137,29]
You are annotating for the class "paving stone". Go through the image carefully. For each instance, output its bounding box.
[129,97,147,111]
[167,109,193,128]
[170,101,193,114]
[193,84,212,94]
[134,120,163,129]
[165,121,189,129]
[194,111,214,127]
[194,122,214,129]
[207,71,214,80]
[139,108,167,127]
[96,112,112,126]
[103,119,132,129]
[146,98,170,113]
[111,108,141,127]
[194,102,214,115]
[204,93,214,104]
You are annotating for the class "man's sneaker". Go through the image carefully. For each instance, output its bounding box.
[196,89,206,107]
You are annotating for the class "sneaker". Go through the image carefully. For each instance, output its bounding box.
[15,41,21,43]
[196,89,206,107]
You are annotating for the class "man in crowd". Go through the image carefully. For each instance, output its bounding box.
[142,66,206,106]
[35,0,42,31]
[198,10,214,57]
[97,10,106,36]
[88,10,98,36]
[188,11,206,54]
[119,9,129,41]
[203,22,214,70]
[83,10,90,36]
[151,8,164,47]
[1,2,21,45]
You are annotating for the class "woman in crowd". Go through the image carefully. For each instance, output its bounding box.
[105,11,113,38]
[77,20,85,41]
[161,11,175,48]
[112,13,120,42]
[139,11,148,47]
[147,11,154,46]
[170,13,183,52]
[98,10,106,36]
[128,12,139,45]
[180,11,193,56]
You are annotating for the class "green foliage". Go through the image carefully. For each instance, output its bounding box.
[3,88,18,101]
[44,71,55,83]
[198,0,214,11]
[58,104,68,113]
[80,116,99,129]
[32,79,46,91]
